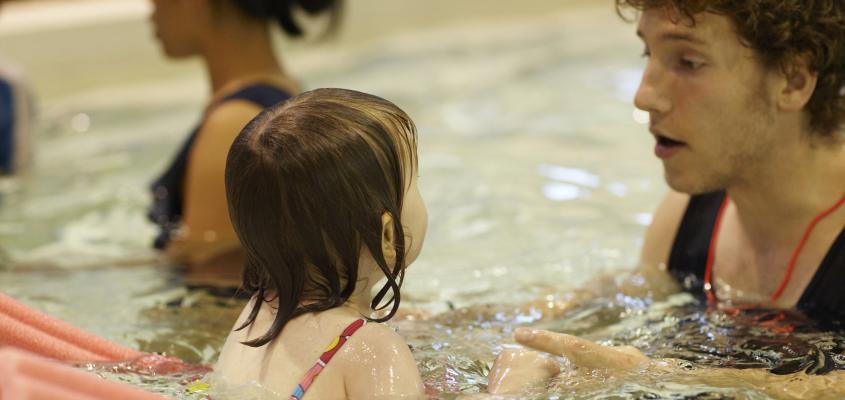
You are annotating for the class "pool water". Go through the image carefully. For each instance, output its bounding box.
[1,1,843,399]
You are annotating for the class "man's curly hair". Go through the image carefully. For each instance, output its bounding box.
[616,0,845,137]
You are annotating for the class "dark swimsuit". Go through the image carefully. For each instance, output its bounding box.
[668,191,845,323]
[0,79,16,174]
[148,84,291,249]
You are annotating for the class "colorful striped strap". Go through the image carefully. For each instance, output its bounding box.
[289,318,366,400]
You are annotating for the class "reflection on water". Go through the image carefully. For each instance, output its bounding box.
[1,3,844,399]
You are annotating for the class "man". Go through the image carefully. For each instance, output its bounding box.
[487,0,845,394]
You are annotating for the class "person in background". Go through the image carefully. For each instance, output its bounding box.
[0,0,35,178]
[147,0,341,287]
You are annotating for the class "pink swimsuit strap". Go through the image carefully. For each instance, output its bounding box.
[289,318,366,400]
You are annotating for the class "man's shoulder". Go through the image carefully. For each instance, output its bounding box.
[640,191,691,267]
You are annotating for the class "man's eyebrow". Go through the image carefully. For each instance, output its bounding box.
[636,30,707,45]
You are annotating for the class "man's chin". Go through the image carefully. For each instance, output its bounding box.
[663,170,723,195]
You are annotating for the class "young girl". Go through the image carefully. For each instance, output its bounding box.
[146,0,340,286]
[214,88,428,399]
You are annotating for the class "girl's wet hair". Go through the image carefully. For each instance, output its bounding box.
[225,88,418,347]
[230,0,342,37]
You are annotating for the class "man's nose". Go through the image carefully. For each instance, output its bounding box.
[633,62,671,115]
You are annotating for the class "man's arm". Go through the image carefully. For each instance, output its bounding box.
[615,190,690,299]
[480,191,693,391]
[512,329,845,398]
[639,190,689,271]
[493,191,845,395]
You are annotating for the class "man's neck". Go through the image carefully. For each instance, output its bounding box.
[728,132,845,250]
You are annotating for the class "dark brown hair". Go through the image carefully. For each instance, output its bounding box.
[225,88,418,347]
[229,0,343,38]
[616,0,845,136]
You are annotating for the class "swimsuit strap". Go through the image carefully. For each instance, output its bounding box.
[289,318,367,400]
[148,84,292,249]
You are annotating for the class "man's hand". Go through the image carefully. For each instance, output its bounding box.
[487,348,560,394]
[514,328,649,370]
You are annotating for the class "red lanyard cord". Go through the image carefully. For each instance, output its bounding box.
[704,192,845,305]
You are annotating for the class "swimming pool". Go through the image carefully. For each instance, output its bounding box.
[1,1,843,398]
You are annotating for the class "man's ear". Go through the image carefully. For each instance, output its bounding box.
[777,57,818,113]
[381,212,396,262]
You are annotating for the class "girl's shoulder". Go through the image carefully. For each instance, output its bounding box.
[343,320,409,352]
[334,321,424,398]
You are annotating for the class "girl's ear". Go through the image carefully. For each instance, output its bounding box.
[381,212,397,263]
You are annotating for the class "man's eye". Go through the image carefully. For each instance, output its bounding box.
[679,58,703,70]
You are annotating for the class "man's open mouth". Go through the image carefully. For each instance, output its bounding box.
[653,133,687,159]
[656,135,686,147]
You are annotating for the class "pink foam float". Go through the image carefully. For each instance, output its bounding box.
[0,291,215,395]
[0,347,170,400]
[0,292,141,362]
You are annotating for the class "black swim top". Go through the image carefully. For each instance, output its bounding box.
[668,191,845,324]
[148,84,292,249]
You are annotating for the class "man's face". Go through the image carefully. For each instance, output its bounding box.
[635,8,779,194]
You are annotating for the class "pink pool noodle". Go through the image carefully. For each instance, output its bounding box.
[0,348,169,400]
[1,375,98,400]
[0,292,142,362]
[0,313,103,363]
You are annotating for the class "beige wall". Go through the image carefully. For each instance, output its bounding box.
[0,0,599,100]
